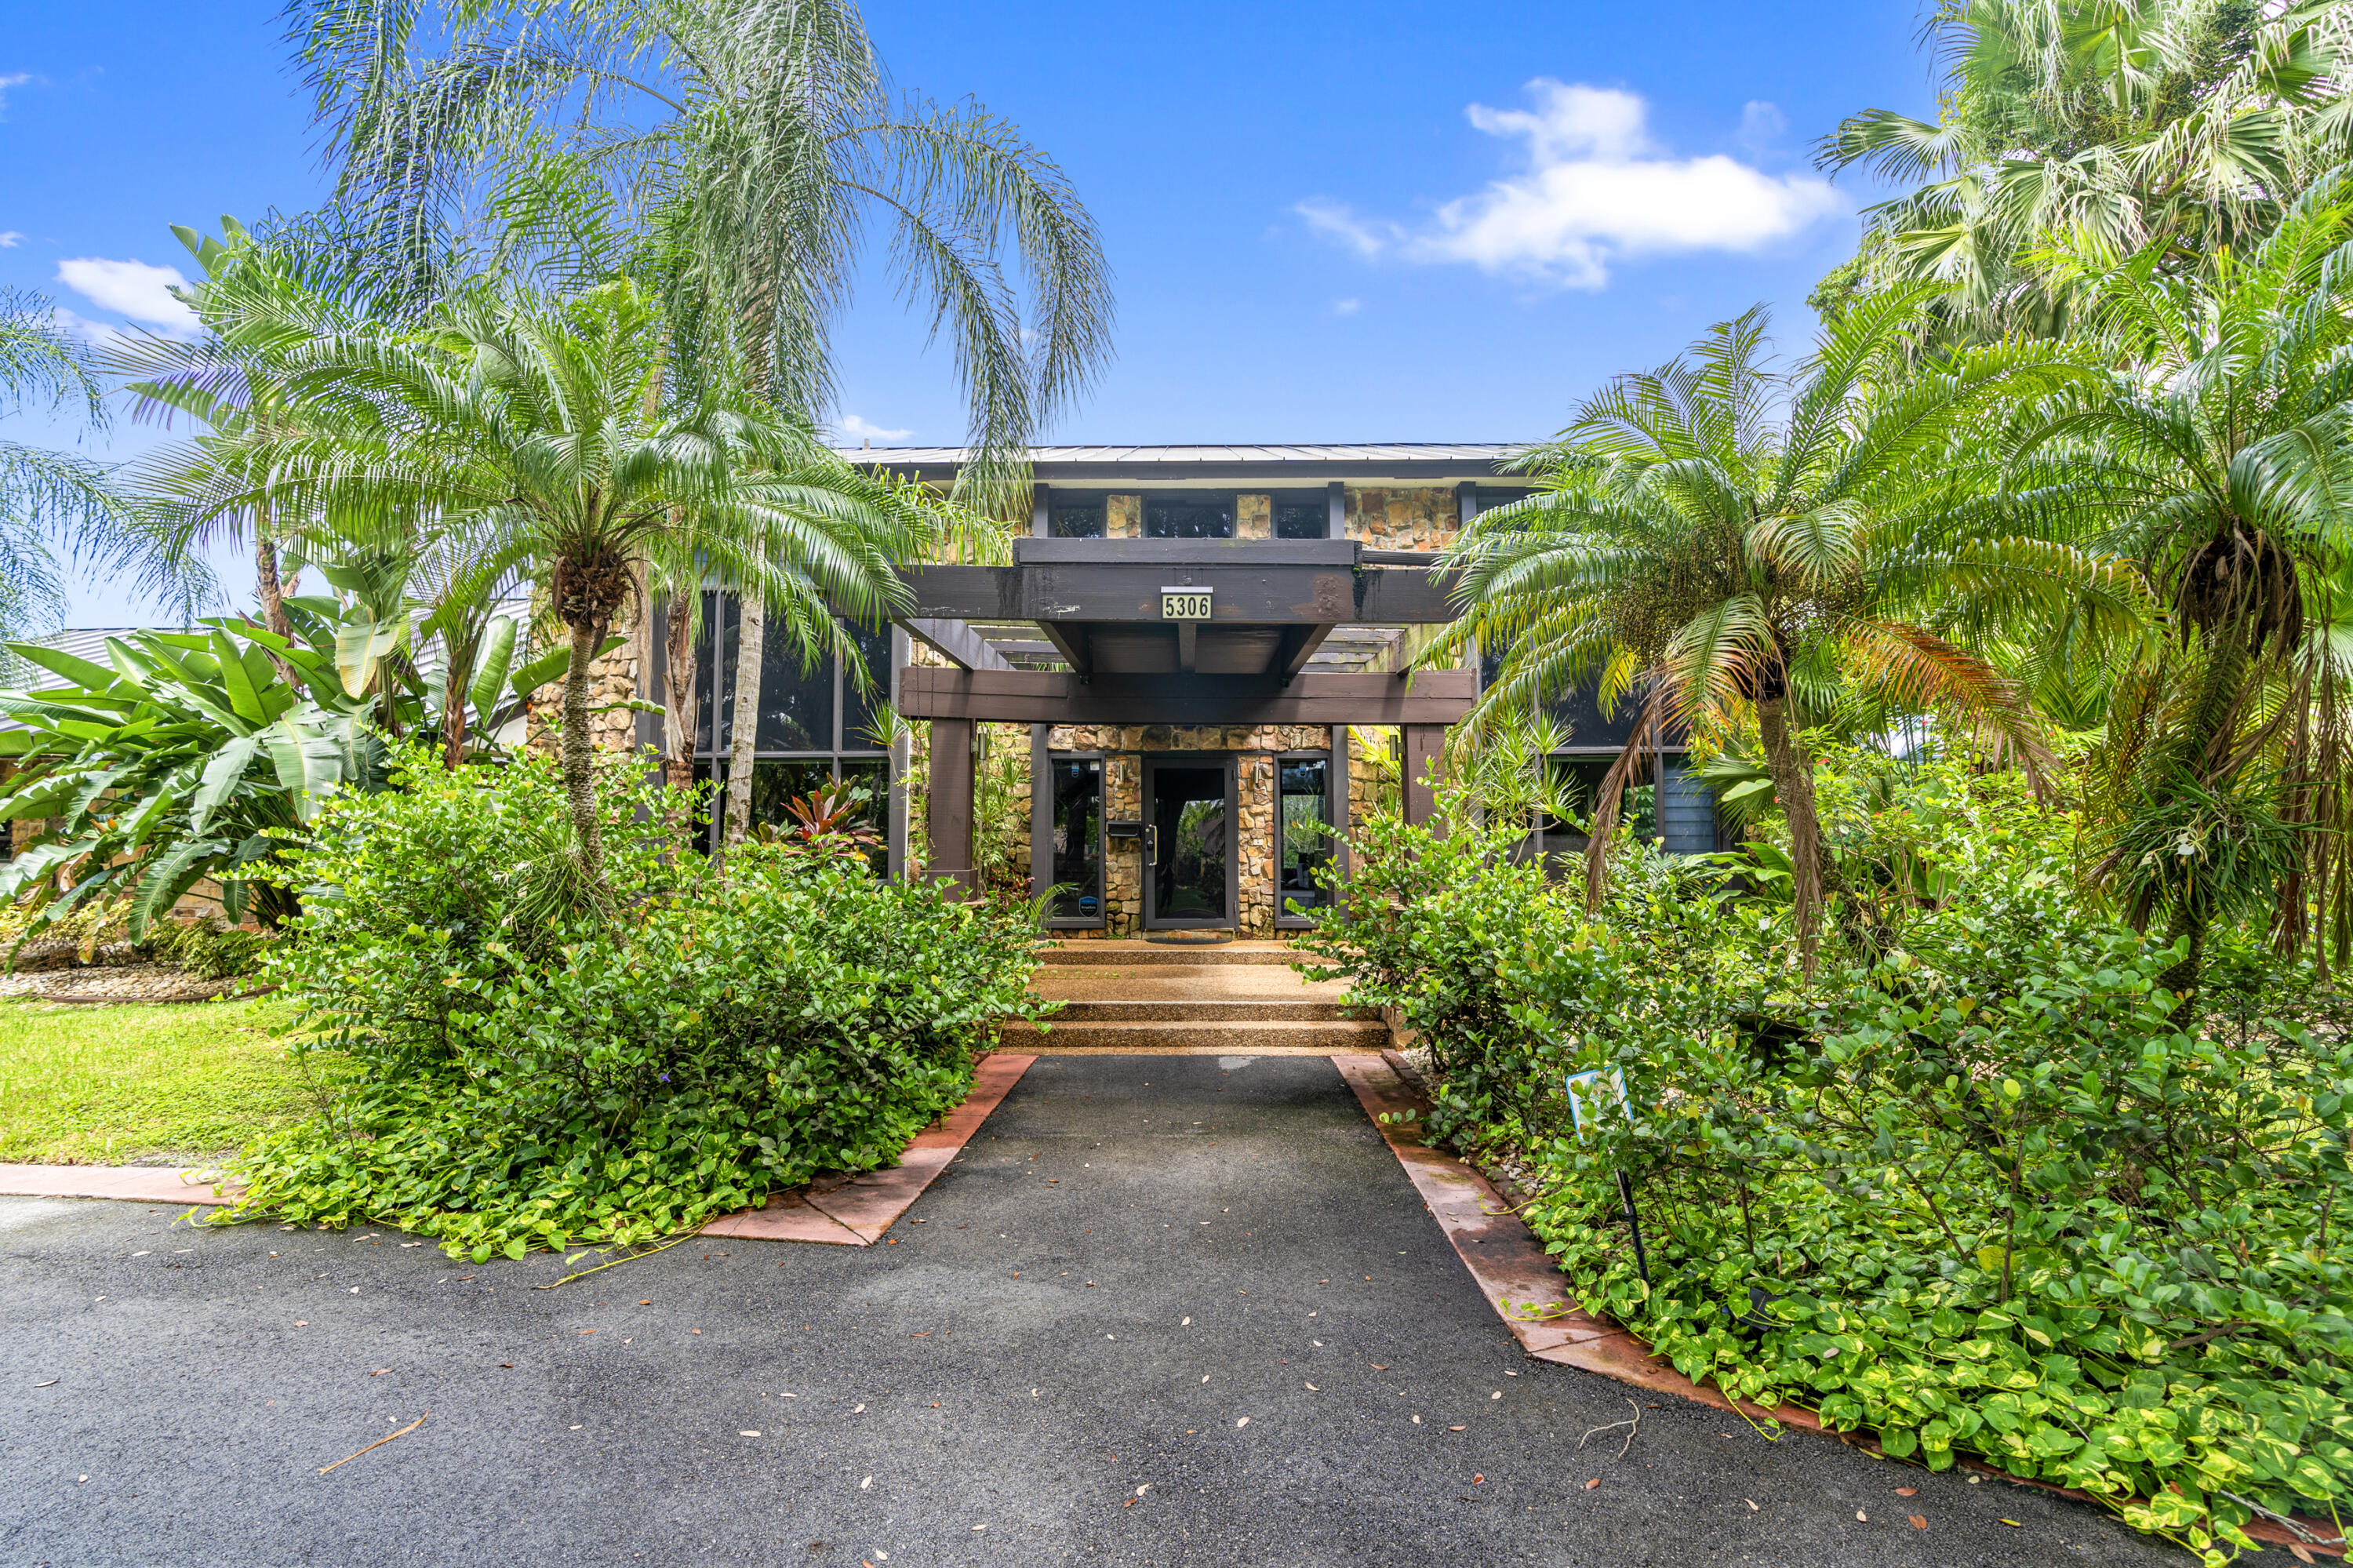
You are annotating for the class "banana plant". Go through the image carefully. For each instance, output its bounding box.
[0,614,614,940]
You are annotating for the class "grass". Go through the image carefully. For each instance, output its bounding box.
[0,995,342,1165]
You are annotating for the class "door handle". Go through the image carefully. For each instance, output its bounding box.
[1144,824,1159,864]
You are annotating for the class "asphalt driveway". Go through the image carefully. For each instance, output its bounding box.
[1,1054,2184,1566]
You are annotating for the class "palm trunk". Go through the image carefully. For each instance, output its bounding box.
[722,588,766,847]
[562,616,607,888]
[442,628,474,769]
[1758,692,1827,977]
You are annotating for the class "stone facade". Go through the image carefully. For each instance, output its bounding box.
[1344,486,1460,551]
[1236,493,1271,540]
[1105,493,1141,538]
[526,624,645,758]
[1042,722,1336,938]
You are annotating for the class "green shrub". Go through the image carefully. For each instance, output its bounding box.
[224,750,1046,1261]
[140,917,272,980]
[1310,755,2353,1563]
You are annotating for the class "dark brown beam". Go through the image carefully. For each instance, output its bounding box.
[1275,623,1335,683]
[1403,723,1446,832]
[896,563,1459,624]
[1036,621,1092,678]
[926,716,976,900]
[1176,621,1198,673]
[904,617,1013,672]
[898,666,1476,726]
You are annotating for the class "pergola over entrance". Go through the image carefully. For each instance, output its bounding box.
[893,533,1474,897]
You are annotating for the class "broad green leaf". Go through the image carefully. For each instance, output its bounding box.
[191,736,262,837]
[507,635,624,704]
[333,617,405,699]
[469,617,519,729]
[9,642,126,692]
[210,630,267,725]
[129,835,230,940]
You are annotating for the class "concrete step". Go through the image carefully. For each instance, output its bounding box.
[1044,999,1372,1022]
[1036,939,1333,969]
[997,1017,1391,1053]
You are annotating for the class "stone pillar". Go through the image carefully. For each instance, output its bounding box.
[1236,493,1271,540]
[1402,724,1445,832]
[1106,494,1141,539]
[927,717,976,900]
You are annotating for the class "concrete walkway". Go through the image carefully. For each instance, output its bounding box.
[0,1055,2180,1566]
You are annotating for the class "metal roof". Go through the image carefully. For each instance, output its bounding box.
[838,443,1522,464]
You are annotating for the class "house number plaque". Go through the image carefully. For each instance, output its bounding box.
[1160,587,1213,620]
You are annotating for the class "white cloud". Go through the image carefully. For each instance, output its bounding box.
[1300,80,1842,291]
[837,413,911,444]
[1738,100,1788,155]
[0,232,21,249]
[1333,297,1362,316]
[54,257,198,333]
[0,73,32,118]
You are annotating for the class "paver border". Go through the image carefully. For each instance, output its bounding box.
[1334,1050,2347,1559]
[0,1051,1038,1250]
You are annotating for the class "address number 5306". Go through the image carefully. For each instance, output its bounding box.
[1160,589,1213,620]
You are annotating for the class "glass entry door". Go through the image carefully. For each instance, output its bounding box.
[1143,759,1235,928]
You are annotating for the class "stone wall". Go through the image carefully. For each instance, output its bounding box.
[1105,493,1141,538]
[1236,493,1270,540]
[526,623,645,758]
[1043,722,1332,938]
[1344,486,1460,552]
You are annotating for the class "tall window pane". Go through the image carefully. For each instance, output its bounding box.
[1049,756,1104,921]
[1052,502,1105,538]
[1279,758,1332,914]
[1145,497,1234,538]
[841,620,890,752]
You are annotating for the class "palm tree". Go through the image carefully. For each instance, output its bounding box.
[0,289,190,631]
[2002,173,2353,1010]
[1433,293,2133,970]
[148,278,941,891]
[1818,0,2350,337]
[282,0,1113,842]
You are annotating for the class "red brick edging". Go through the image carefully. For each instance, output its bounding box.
[0,1051,1039,1250]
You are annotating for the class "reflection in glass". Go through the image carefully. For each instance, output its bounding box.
[1150,764,1228,922]
[1273,502,1325,540]
[1051,502,1105,538]
[840,620,890,752]
[1144,498,1234,539]
[714,613,835,752]
[1278,757,1332,914]
[1049,757,1103,921]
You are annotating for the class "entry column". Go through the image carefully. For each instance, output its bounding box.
[1402,723,1446,834]
[926,717,977,899]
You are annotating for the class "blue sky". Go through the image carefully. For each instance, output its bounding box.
[2,1,1932,625]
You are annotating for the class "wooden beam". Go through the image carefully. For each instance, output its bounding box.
[1031,481,1051,538]
[1275,623,1335,683]
[904,617,1014,671]
[1403,723,1445,832]
[926,717,976,900]
[1036,621,1092,678]
[1327,480,1347,539]
[1176,621,1198,673]
[898,666,1477,726]
[896,563,1458,624]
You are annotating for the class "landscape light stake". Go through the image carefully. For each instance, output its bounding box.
[1566,1068,1649,1286]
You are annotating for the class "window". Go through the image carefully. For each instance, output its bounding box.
[1278,755,1333,920]
[679,593,895,858]
[1145,497,1233,538]
[1051,500,1105,538]
[1047,755,1104,923]
[1273,501,1326,540]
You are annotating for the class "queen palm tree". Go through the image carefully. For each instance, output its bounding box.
[281,0,1113,840]
[1433,291,2134,970]
[2002,173,2353,1010]
[151,278,940,893]
[0,289,195,631]
[1818,0,2350,337]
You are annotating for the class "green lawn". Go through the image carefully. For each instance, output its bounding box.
[0,995,340,1165]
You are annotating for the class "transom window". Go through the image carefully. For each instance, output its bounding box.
[1145,497,1234,538]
